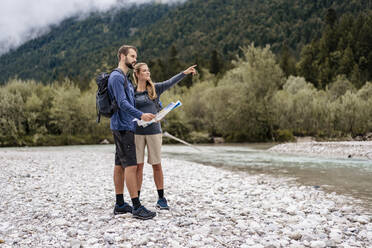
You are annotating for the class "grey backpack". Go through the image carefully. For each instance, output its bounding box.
[95,69,127,123]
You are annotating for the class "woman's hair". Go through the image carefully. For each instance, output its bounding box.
[133,63,157,100]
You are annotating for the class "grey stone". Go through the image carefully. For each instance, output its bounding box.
[310,240,326,248]
[69,239,82,248]
[289,233,302,241]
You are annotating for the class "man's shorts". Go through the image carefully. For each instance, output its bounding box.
[135,133,162,165]
[112,130,137,168]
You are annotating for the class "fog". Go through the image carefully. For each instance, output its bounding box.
[0,0,186,55]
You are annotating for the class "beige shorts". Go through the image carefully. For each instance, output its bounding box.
[135,133,162,164]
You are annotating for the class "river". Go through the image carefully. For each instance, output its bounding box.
[160,143,372,211]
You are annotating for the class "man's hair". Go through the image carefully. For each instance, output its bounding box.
[117,45,137,63]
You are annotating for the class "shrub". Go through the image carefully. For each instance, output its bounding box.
[274,129,295,142]
[188,131,212,144]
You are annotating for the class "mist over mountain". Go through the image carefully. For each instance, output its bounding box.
[0,0,370,86]
[0,0,186,55]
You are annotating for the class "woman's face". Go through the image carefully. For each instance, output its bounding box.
[137,65,151,82]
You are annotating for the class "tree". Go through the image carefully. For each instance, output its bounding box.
[297,43,319,87]
[209,50,222,75]
[211,43,285,141]
[338,46,354,75]
[167,45,182,77]
[328,75,355,100]
[279,43,296,77]
[325,8,337,27]
[0,87,26,146]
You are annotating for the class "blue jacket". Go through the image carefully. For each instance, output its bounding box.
[108,70,143,131]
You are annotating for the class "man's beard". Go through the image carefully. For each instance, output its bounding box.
[125,59,134,69]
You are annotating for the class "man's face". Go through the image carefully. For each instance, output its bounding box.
[124,49,137,69]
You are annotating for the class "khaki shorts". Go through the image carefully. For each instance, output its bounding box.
[135,133,162,164]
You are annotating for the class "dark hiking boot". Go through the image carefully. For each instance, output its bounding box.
[113,202,133,215]
[132,206,156,220]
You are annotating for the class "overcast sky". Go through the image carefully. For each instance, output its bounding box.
[0,0,185,55]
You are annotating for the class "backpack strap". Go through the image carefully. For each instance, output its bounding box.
[112,68,130,105]
[113,68,128,89]
[96,99,101,123]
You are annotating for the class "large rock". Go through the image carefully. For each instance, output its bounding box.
[213,137,225,144]
[100,139,110,144]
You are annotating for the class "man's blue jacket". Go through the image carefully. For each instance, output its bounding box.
[108,70,143,132]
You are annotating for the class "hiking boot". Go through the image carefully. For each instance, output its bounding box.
[156,197,170,210]
[132,206,156,220]
[113,202,133,215]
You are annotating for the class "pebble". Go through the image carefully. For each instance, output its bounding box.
[354,215,370,224]
[0,148,370,247]
[329,229,342,243]
[269,141,372,160]
[103,233,115,245]
[310,240,326,248]
[289,233,302,241]
[69,239,82,248]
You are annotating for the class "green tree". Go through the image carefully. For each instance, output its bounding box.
[338,46,354,75]
[297,43,319,87]
[0,83,27,146]
[325,8,337,27]
[211,44,285,141]
[279,43,296,77]
[328,75,355,100]
[50,81,85,137]
[209,50,222,75]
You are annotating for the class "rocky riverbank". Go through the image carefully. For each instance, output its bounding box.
[0,147,371,247]
[269,141,372,160]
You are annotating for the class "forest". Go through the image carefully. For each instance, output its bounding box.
[0,0,371,87]
[0,1,371,146]
[1,42,371,146]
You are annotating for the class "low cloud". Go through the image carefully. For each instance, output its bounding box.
[0,0,186,55]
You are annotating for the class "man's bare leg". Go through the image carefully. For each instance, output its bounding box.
[113,165,133,215]
[114,165,125,194]
[136,163,144,195]
[125,165,139,199]
[125,165,156,219]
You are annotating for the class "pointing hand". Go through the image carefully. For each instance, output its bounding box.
[183,65,197,76]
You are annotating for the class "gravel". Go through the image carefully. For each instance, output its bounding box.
[269,141,372,160]
[0,147,371,247]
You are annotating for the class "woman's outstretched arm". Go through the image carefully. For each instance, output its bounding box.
[155,65,197,95]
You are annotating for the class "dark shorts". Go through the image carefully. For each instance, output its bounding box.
[112,130,137,168]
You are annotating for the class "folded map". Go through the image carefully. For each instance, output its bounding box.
[133,100,182,127]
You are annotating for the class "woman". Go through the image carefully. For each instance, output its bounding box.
[133,63,197,210]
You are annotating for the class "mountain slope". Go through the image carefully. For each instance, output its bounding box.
[0,4,173,86]
[0,0,370,85]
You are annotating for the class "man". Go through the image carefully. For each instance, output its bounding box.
[108,45,156,220]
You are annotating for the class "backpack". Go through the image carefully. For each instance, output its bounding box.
[95,69,127,123]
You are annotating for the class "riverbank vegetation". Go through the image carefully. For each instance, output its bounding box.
[1,42,371,146]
